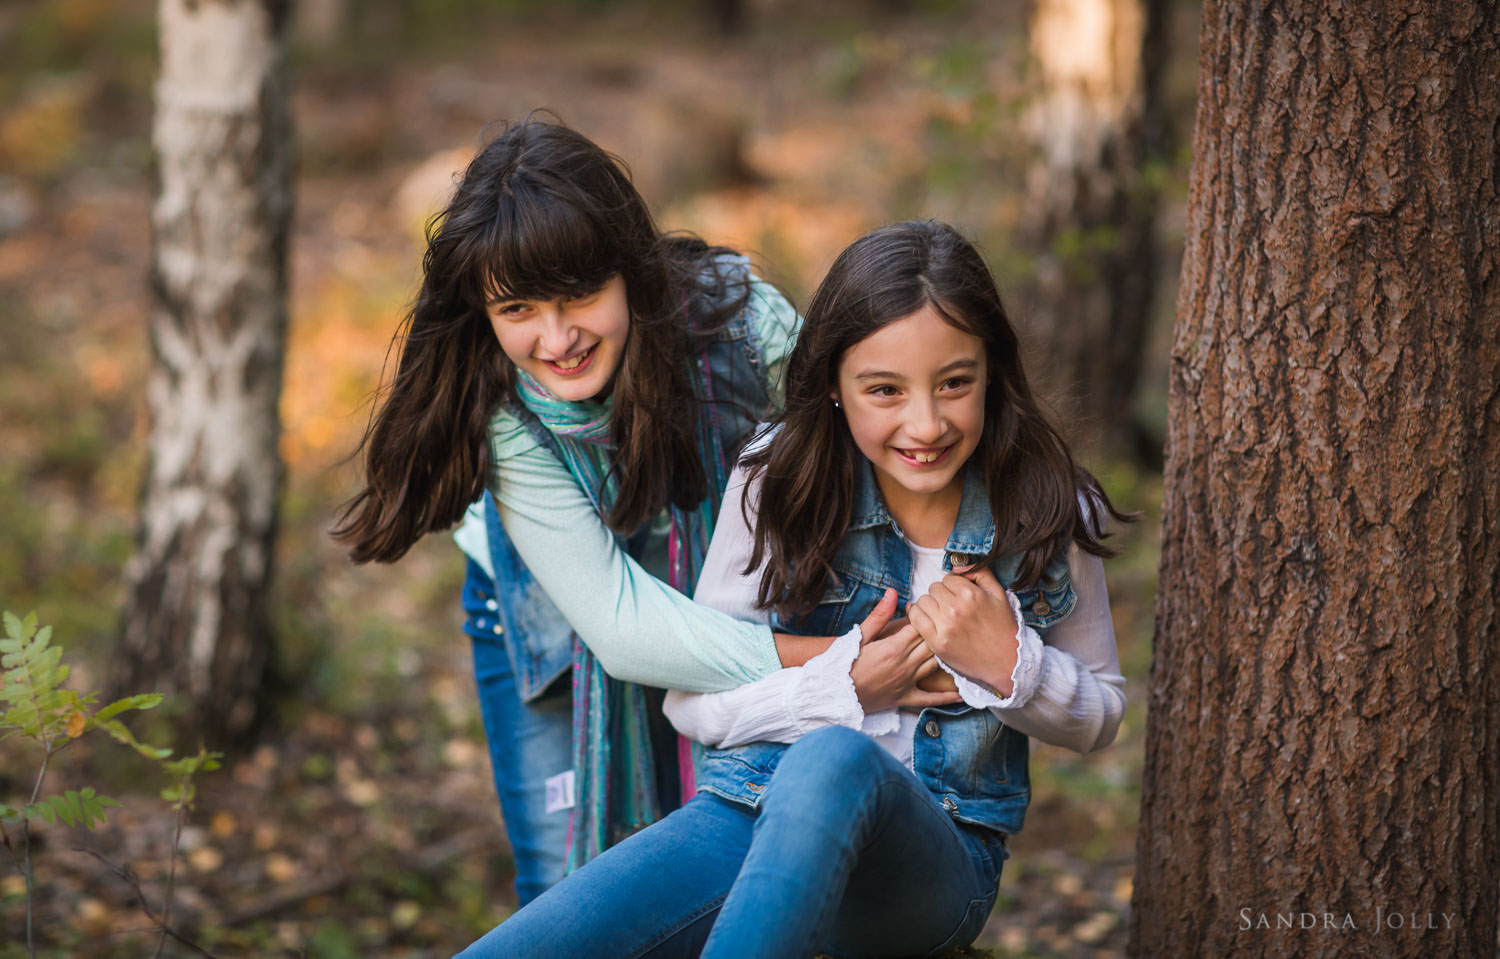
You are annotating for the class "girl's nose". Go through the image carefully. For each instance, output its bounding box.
[907,397,946,443]
[538,308,577,358]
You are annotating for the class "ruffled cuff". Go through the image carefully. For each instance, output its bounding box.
[936,588,1045,710]
[860,706,901,737]
[788,625,868,736]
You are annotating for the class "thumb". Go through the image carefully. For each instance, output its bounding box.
[858,588,899,643]
[962,565,1007,600]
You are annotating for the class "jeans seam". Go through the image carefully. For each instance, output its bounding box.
[922,894,995,957]
[627,892,729,959]
[860,774,954,858]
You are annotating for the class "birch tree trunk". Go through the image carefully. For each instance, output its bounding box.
[117,0,292,745]
[1130,3,1500,957]
[1021,0,1167,449]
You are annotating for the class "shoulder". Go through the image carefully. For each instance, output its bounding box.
[489,405,543,461]
[740,421,781,460]
[1075,486,1110,538]
[743,272,800,362]
[695,251,799,354]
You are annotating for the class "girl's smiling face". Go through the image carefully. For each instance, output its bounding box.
[486,274,631,402]
[833,304,988,507]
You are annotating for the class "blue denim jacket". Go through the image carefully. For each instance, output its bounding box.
[476,260,784,703]
[694,462,1075,837]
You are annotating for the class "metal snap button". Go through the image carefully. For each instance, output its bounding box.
[486,599,498,611]
[942,796,958,813]
[924,720,940,738]
[492,623,504,635]
[1032,598,1051,616]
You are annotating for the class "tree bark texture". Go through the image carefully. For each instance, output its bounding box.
[1131,3,1499,958]
[118,0,292,746]
[1020,0,1168,449]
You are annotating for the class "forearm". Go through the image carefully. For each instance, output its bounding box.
[992,647,1126,753]
[493,436,781,692]
[663,627,866,748]
[775,633,837,667]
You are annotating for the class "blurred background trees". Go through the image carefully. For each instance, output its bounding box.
[1019,0,1169,459]
[115,0,293,748]
[0,0,1192,954]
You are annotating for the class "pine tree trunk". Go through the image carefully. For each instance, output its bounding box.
[1020,0,1167,450]
[117,0,292,746]
[1130,3,1500,957]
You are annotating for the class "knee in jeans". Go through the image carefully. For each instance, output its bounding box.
[777,726,889,784]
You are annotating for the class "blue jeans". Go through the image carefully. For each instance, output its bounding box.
[456,726,1006,959]
[463,560,573,905]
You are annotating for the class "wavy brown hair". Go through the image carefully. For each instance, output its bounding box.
[333,115,748,563]
[745,220,1131,617]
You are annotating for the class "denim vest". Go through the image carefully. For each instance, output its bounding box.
[694,462,1075,838]
[480,259,782,702]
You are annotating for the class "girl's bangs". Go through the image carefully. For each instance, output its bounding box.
[474,187,621,305]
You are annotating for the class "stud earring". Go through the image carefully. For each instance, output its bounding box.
[832,400,841,409]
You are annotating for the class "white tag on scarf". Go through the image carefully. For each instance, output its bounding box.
[545,769,576,814]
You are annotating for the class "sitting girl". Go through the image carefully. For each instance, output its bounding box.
[456,219,1130,959]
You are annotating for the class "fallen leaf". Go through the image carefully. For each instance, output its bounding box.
[344,778,381,806]
[264,851,297,883]
[1075,910,1119,944]
[391,900,420,929]
[188,846,223,873]
[443,738,478,767]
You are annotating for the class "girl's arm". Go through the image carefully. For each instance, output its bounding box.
[490,416,848,692]
[491,416,783,693]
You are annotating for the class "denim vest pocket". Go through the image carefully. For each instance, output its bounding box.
[695,740,788,810]
[1008,549,1076,631]
[911,704,1031,836]
[773,573,861,638]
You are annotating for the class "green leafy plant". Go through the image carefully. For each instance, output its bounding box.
[1,611,221,958]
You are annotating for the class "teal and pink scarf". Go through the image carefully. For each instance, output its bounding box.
[514,361,729,872]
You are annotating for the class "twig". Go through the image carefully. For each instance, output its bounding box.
[75,847,221,959]
[154,802,186,959]
[220,869,353,926]
[221,825,497,926]
[18,745,54,959]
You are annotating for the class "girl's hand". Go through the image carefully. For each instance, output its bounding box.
[851,588,964,712]
[774,583,922,667]
[909,568,1020,698]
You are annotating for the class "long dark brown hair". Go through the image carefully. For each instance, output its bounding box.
[333,115,748,563]
[746,220,1131,616]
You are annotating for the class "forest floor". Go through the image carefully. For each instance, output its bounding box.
[0,1,1194,956]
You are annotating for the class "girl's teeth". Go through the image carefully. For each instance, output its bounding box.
[908,449,941,463]
[554,350,586,370]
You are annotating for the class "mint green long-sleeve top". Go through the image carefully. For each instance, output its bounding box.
[453,274,799,693]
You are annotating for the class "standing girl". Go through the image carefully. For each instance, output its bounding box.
[455,219,1131,959]
[334,119,941,903]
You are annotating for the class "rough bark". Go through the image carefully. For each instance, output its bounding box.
[117,0,292,746]
[1020,0,1168,451]
[1131,3,1500,958]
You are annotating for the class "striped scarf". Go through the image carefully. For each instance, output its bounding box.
[514,362,728,872]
